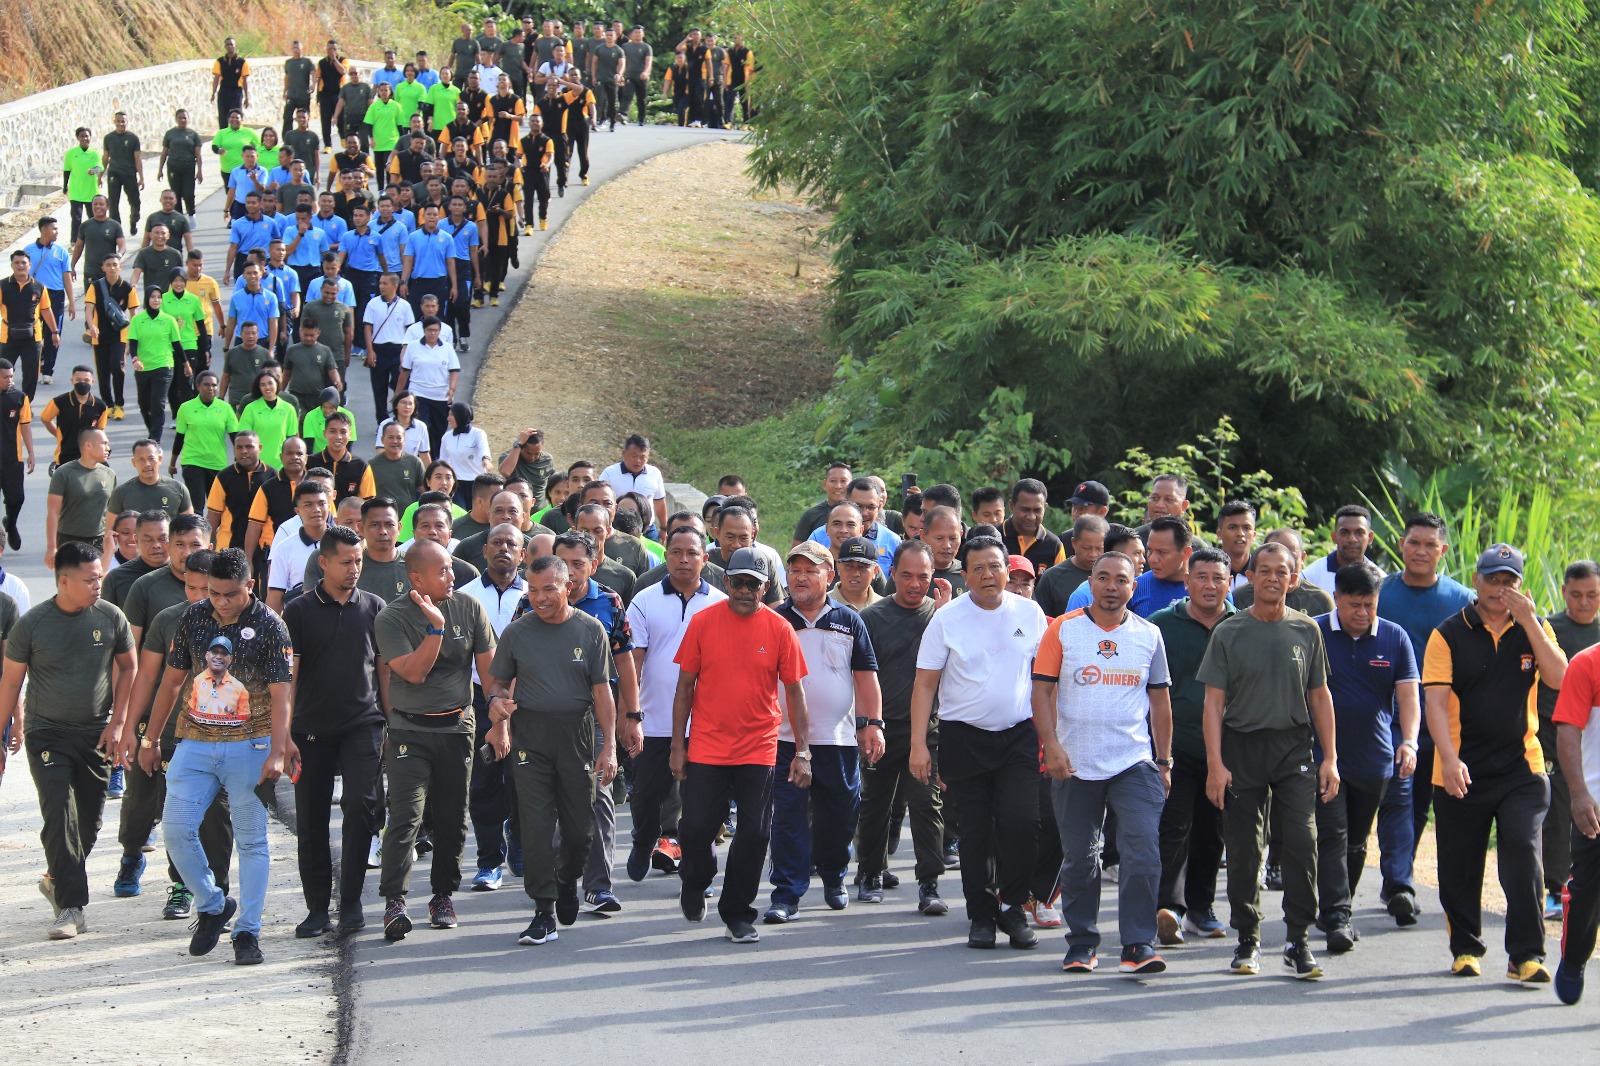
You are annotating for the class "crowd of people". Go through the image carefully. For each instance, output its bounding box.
[0,25,1597,1010]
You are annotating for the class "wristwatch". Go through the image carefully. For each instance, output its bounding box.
[1399,739,1419,751]
[1155,757,1171,767]
[624,712,643,722]
[426,625,445,636]
[855,717,885,731]
[139,737,156,750]
[792,748,812,762]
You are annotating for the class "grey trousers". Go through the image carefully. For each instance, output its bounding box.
[584,722,616,894]
[1053,761,1165,950]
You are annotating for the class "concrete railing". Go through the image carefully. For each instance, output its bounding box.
[0,56,379,201]
[666,482,709,520]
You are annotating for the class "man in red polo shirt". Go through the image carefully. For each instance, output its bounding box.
[671,547,812,944]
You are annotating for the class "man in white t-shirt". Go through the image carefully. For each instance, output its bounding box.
[910,534,1047,952]
[266,480,329,611]
[599,432,667,533]
[1303,505,1384,595]
[1032,551,1173,975]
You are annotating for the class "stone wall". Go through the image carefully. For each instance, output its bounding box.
[0,57,377,199]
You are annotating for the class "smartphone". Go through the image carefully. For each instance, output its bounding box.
[253,780,277,810]
[900,472,918,500]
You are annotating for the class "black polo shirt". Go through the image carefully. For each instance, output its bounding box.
[211,461,274,549]
[45,391,109,465]
[1003,516,1065,577]
[282,582,386,733]
[0,386,29,466]
[250,469,299,547]
[311,448,372,501]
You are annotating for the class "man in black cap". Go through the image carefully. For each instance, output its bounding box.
[1424,542,1565,981]
[1066,480,1111,520]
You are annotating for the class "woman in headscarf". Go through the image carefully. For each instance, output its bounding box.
[437,401,489,508]
[124,284,182,441]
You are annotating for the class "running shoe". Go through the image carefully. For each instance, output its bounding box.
[1157,907,1184,945]
[1326,923,1358,954]
[233,931,264,965]
[337,900,365,935]
[585,889,621,913]
[1508,958,1552,983]
[383,897,412,941]
[967,919,997,949]
[107,767,126,799]
[943,839,961,869]
[881,871,900,889]
[1184,908,1227,938]
[38,874,57,917]
[189,897,238,956]
[823,882,848,911]
[295,909,333,938]
[556,881,580,926]
[1231,938,1261,975]
[1544,891,1564,922]
[917,880,948,916]
[652,836,682,874]
[471,866,503,891]
[626,841,652,882]
[114,852,146,897]
[428,894,458,929]
[1027,892,1063,929]
[1387,889,1419,927]
[1555,958,1585,1004]
[540,219,548,230]
[524,224,534,236]
[1262,863,1283,891]
[49,906,85,941]
[1121,944,1167,974]
[763,902,798,924]
[857,874,885,904]
[1451,954,1482,977]
[726,920,760,943]
[519,912,558,945]
[680,885,706,922]
[163,884,193,920]
[1062,945,1098,972]
[1283,940,1323,980]
[996,907,1037,949]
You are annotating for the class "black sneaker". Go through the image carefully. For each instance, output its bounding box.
[428,894,458,929]
[1231,938,1261,975]
[556,881,580,926]
[1262,863,1284,891]
[518,912,558,945]
[967,918,997,949]
[383,897,412,941]
[5,514,19,551]
[337,900,365,936]
[1326,923,1358,954]
[917,880,949,916]
[943,839,961,869]
[188,897,237,956]
[882,871,900,890]
[857,874,885,904]
[996,906,1038,949]
[415,833,433,859]
[726,920,760,943]
[823,882,849,910]
[1062,944,1098,972]
[295,909,333,938]
[1387,889,1420,927]
[232,931,263,965]
[1284,939,1323,980]
[1120,943,1167,974]
[163,884,194,920]
[680,884,707,923]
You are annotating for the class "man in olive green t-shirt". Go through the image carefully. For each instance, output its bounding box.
[1197,541,1339,978]
[370,423,426,509]
[101,112,144,236]
[373,539,495,940]
[0,541,137,938]
[107,439,193,527]
[46,426,116,564]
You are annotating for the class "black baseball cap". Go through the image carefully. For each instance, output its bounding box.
[725,547,769,581]
[1068,480,1110,507]
[837,536,877,565]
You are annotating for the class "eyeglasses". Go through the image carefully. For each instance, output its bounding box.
[726,575,764,592]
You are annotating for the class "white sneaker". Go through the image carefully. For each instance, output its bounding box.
[367,837,382,869]
[49,906,85,940]
[41,375,53,386]
[1029,898,1063,928]
[1102,864,1120,883]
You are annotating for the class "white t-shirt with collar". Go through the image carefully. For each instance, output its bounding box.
[600,460,666,502]
[625,577,726,737]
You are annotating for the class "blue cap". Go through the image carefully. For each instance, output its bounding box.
[1475,543,1524,577]
[207,634,234,653]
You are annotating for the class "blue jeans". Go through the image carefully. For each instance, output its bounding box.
[769,741,860,907]
[1053,761,1165,950]
[164,737,272,936]
[1376,770,1416,896]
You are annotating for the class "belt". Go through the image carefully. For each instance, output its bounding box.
[393,707,467,727]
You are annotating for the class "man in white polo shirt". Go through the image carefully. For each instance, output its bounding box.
[910,533,1048,952]
[763,541,883,924]
[599,432,666,534]
[623,525,725,881]
[1032,551,1173,975]
[266,481,329,611]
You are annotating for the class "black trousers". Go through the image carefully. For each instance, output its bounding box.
[372,150,391,190]
[625,76,649,124]
[406,275,450,322]
[170,164,198,216]
[181,466,220,515]
[1158,750,1225,916]
[510,709,596,905]
[1,336,40,400]
[1562,826,1600,971]
[1434,770,1549,963]
[318,91,341,146]
[597,83,620,127]
[468,686,518,869]
[522,167,551,221]
[939,719,1039,922]
[368,342,403,423]
[679,760,775,926]
[1032,771,1064,902]
[0,463,24,531]
[378,727,473,899]
[216,91,242,130]
[1221,725,1319,942]
[856,719,944,883]
[346,267,378,344]
[70,200,90,243]
[442,264,472,337]
[107,174,141,232]
[338,117,371,152]
[484,245,510,296]
[627,736,680,849]
[1540,716,1573,893]
[293,721,384,912]
[93,338,126,408]
[1412,744,1436,856]
[42,289,63,376]
[118,727,233,891]
[26,724,109,910]
[134,367,171,442]
[1315,772,1389,928]
[568,123,590,181]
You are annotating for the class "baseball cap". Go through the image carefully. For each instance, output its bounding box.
[207,634,234,654]
[1068,480,1111,507]
[786,542,833,568]
[1007,554,1036,577]
[724,547,769,581]
[1476,543,1525,577]
[837,537,878,565]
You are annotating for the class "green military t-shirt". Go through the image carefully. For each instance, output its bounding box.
[284,56,316,100]
[102,131,141,177]
[144,210,190,248]
[1196,608,1329,733]
[374,591,493,725]
[223,344,272,406]
[490,609,612,716]
[109,475,192,520]
[174,397,240,470]
[370,452,426,508]
[285,129,321,168]
[7,598,133,728]
[123,563,186,630]
[129,246,184,291]
[297,301,352,363]
[49,460,117,537]
[140,599,190,738]
[284,340,339,397]
[124,309,180,370]
[591,44,626,82]
[162,127,202,168]
[495,450,554,507]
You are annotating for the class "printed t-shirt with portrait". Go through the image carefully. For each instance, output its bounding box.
[166,596,294,741]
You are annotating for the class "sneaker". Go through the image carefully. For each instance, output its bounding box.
[680,885,707,922]
[997,906,1038,949]
[823,882,848,911]
[539,219,548,230]
[508,847,524,877]
[1387,889,1419,927]
[5,515,19,551]
[41,375,53,385]
[472,296,484,308]
[556,881,580,926]
[415,833,433,858]
[163,884,194,920]
[233,931,264,965]
[107,767,126,799]
[1121,943,1167,974]
[38,875,57,917]
[1326,923,1358,954]
[111,405,125,421]
[1231,938,1261,975]
[428,894,458,929]
[1062,944,1098,972]
[1157,907,1185,945]
[114,852,146,897]
[1262,863,1284,891]
[489,296,499,307]
[519,912,558,945]
[626,841,652,882]
[1544,891,1564,921]
[581,177,590,186]
[471,866,503,891]
[917,880,949,916]
[143,826,159,853]
[585,889,622,913]
[967,918,997,949]
[48,906,85,941]
[857,874,885,904]
[1284,939,1323,979]
[1183,908,1227,938]
[295,909,333,938]
[726,920,760,943]
[455,338,469,354]
[763,902,798,924]
[367,837,382,869]
[1555,958,1586,1004]
[652,836,682,873]
[189,897,238,956]
[1102,863,1120,883]
[1026,894,1063,929]
[557,184,565,198]
[1451,954,1483,977]
[943,839,961,869]
[1508,958,1552,983]
[881,871,900,890]
[337,900,365,935]
[383,897,412,941]
[524,224,534,236]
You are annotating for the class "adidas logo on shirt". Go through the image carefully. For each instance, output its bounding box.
[1012,628,1025,637]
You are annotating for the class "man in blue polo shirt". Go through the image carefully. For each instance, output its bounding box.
[400,204,456,320]
[1314,562,1419,954]
[1129,517,1192,618]
[26,217,74,389]
[225,146,268,222]
[808,478,899,579]
[284,206,333,300]
[311,193,349,255]
[224,263,280,350]
[225,194,275,283]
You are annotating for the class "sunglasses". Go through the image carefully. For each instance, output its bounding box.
[726,575,764,592]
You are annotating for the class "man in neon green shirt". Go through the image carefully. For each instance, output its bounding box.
[211,111,263,181]
[63,127,104,242]
[426,69,461,134]
[171,371,240,506]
